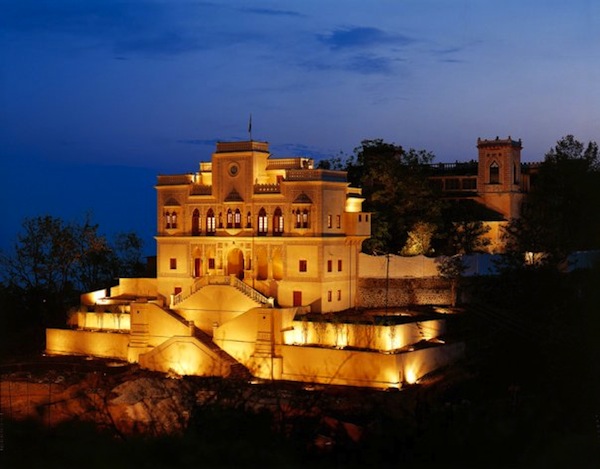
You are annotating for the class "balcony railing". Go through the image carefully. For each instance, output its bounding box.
[254,183,281,194]
[157,174,193,186]
[190,184,212,195]
[286,169,347,182]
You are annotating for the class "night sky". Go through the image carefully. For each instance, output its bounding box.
[1,1,599,255]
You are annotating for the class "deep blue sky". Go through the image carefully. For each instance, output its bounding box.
[1,0,599,255]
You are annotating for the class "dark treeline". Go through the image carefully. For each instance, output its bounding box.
[0,215,147,355]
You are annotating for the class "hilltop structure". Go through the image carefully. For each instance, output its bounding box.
[46,139,476,388]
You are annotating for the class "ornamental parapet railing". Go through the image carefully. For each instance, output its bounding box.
[424,162,478,176]
[216,141,269,153]
[254,183,281,194]
[266,157,312,170]
[157,174,193,185]
[190,184,212,195]
[286,169,347,182]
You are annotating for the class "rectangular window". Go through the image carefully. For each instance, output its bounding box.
[358,214,362,222]
[337,290,342,301]
[208,258,215,269]
[338,260,342,272]
[170,258,177,270]
[336,215,341,229]
[327,290,332,302]
[299,260,307,272]
[327,214,332,228]
[293,291,302,306]
[327,260,332,272]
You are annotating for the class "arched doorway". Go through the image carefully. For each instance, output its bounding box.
[227,248,244,279]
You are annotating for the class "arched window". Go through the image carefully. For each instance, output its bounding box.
[246,211,252,228]
[171,212,177,229]
[165,212,171,229]
[226,208,233,228]
[218,212,223,228]
[206,209,216,234]
[258,208,268,236]
[234,209,241,228]
[294,210,301,228]
[192,209,200,236]
[489,161,500,184]
[273,207,283,236]
[302,209,309,228]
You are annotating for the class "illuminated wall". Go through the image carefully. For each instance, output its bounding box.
[279,342,465,388]
[69,312,131,331]
[283,317,445,351]
[138,336,231,377]
[46,329,129,360]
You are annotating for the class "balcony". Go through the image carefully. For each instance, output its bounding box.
[157,174,193,186]
[190,184,212,195]
[286,169,347,182]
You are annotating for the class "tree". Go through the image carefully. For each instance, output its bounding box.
[113,231,146,278]
[0,215,146,329]
[348,139,444,254]
[437,255,467,306]
[448,220,491,255]
[503,135,600,268]
[400,221,437,256]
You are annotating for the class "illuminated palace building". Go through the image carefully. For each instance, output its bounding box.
[156,140,370,314]
[47,140,465,388]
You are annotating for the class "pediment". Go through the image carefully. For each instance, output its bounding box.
[224,188,244,202]
[293,192,312,204]
[164,197,180,207]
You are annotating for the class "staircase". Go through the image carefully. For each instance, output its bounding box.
[157,305,253,380]
[191,326,253,380]
[171,275,271,308]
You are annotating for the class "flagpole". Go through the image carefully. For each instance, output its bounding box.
[248,113,253,141]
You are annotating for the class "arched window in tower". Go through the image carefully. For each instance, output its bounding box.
[234,209,241,228]
[489,161,500,184]
[171,212,177,229]
[257,208,268,236]
[192,209,200,236]
[226,208,233,228]
[302,209,309,228]
[206,209,216,235]
[294,210,301,228]
[165,212,171,229]
[273,207,283,236]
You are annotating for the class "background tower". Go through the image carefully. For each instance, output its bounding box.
[477,136,523,219]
